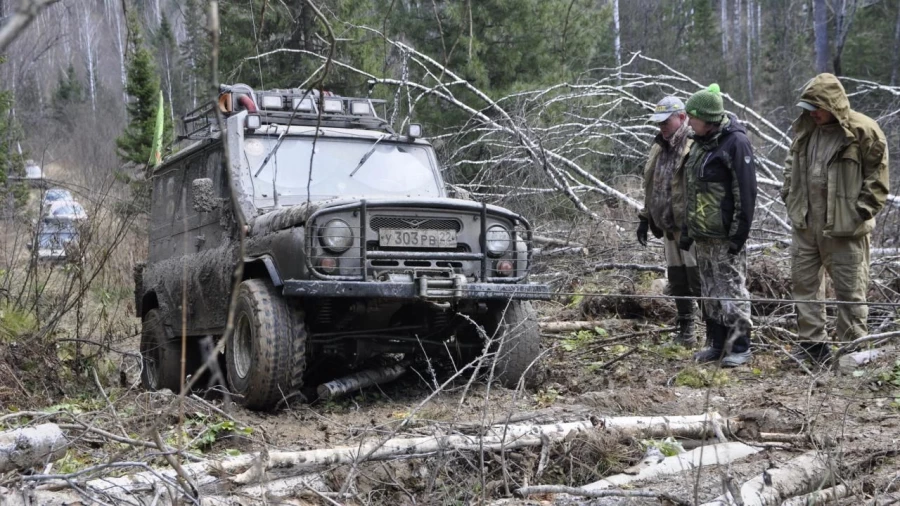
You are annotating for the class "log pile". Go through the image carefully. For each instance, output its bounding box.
[0,411,889,505]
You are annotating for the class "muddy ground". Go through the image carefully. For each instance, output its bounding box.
[1,219,899,504]
[4,298,899,505]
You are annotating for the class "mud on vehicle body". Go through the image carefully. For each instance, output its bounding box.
[135,85,550,410]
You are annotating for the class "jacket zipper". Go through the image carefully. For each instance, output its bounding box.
[699,151,714,180]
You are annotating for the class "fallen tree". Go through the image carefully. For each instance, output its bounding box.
[700,450,835,506]
[0,423,66,473]
[0,413,734,504]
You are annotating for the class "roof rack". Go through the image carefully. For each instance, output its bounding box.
[177,84,395,141]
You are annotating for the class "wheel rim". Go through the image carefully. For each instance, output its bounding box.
[233,313,253,379]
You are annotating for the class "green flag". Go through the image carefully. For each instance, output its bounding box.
[149,90,165,167]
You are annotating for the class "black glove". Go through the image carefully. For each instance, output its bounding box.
[678,234,693,251]
[857,207,873,221]
[636,218,649,246]
[727,241,743,255]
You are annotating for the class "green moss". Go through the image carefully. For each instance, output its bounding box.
[674,366,731,388]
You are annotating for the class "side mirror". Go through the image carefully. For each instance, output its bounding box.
[191,178,218,213]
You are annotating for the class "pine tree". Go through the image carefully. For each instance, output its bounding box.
[117,13,172,165]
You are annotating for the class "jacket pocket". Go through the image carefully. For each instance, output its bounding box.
[829,145,866,236]
[690,188,728,238]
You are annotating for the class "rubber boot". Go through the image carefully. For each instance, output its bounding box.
[722,320,752,368]
[668,266,697,347]
[785,341,831,366]
[694,321,725,363]
[674,315,697,348]
[686,266,703,319]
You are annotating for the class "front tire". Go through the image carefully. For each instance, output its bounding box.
[227,279,304,410]
[485,301,544,389]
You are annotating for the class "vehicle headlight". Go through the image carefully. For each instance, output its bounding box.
[320,219,353,253]
[485,225,511,256]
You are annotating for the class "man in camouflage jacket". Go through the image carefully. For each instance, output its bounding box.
[679,84,758,367]
[782,73,889,363]
[637,96,699,346]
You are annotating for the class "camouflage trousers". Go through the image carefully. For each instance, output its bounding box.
[694,239,752,329]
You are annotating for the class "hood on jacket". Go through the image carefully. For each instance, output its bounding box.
[796,73,852,128]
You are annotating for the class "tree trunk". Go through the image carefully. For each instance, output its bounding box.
[733,0,742,54]
[583,442,761,491]
[892,0,900,85]
[700,450,833,506]
[813,0,829,73]
[613,0,621,81]
[833,0,859,76]
[0,423,66,472]
[721,0,729,56]
[746,0,753,104]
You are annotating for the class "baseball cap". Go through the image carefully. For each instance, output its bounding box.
[797,101,818,111]
[649,96,685,123]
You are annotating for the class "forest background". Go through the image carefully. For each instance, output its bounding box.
[2,0,899,199]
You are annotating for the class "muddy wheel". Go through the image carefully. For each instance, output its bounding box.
[227,279,304,410]
[140,309,182,392]
[485,301,544,389]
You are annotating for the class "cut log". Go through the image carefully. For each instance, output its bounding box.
[535,246,589,257]
[837,346,896,374]
[0,413,736,504]
[532,235,584,248]
[600,412,730,439]
[592,262,665,273]
[582,442,761,490]
[317,364,408,400]
[782,484,850,506]
[539,321,605,333]
[700,450,833,506]
[0,423,66,472]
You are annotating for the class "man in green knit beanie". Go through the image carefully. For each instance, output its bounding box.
[679,84,758,367]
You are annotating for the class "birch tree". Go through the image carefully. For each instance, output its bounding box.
[891,0,900,85]
[813,0,829,72]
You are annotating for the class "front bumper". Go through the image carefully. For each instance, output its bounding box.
[282,278,551,300]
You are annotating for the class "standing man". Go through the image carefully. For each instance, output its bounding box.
[637,97,700,346]
[680,84,757,367]
[782,73,889,363]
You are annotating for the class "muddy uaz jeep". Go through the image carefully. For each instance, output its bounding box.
[135,85,550,410]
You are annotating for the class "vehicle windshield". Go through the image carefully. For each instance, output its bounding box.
[44,189,73,202]
[242,136,442,206]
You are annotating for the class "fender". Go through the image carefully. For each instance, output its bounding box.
[244,255,283,287]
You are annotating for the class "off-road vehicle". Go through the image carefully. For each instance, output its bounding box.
[135,85,550,410]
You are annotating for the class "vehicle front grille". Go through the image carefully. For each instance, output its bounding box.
[370,216,462,232]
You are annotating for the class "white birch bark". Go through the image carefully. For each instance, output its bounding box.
[721,0,729,56]
[612,0,621,81]
[582,442,761,490]
[700,451,834,506]
[0,424,66,472]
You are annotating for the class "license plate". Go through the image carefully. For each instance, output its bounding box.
[378,229,457,248]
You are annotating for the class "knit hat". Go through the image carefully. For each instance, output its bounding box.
[685,83,725,123]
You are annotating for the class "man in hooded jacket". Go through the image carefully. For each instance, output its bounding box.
[679,84,757,367]
[782,73,889,363]
[637,96,699,346]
